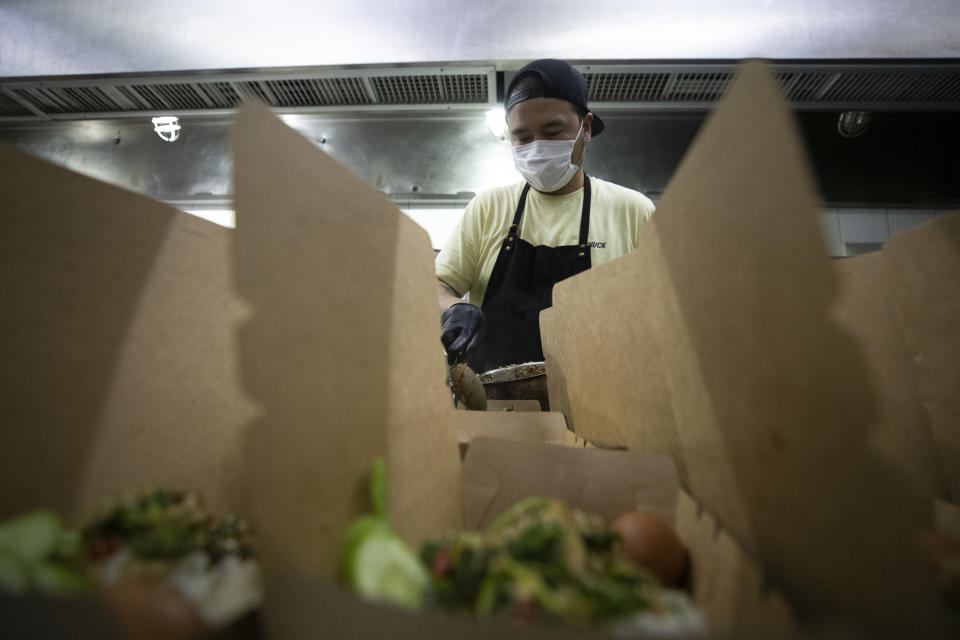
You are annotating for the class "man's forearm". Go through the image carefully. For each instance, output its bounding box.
[437,279,464,313]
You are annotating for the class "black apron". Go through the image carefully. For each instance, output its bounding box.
[467,176,593,374]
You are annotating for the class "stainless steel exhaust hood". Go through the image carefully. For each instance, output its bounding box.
[2,63,960,123]
[0,1,957,218]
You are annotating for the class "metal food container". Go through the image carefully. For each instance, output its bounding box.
[480,361,549,411]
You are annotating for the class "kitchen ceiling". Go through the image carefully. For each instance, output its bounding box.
[3,0,959,78]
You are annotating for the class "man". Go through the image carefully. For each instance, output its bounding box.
[436,59,655,374]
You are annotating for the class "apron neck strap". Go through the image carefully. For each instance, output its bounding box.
[577,175,591,256]
[506,176,592,257]
[501,184,531,253]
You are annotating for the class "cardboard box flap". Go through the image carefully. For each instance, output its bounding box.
[674,490,794,634]
[545,61,946,635]
[231,102,461,580]
[480,399,543,412]
[831,251,943,497]
[462,437,679,529]
[454,409,575,448]
[0,141,254,523]
[541,271,685,475]
[882,212,960,500]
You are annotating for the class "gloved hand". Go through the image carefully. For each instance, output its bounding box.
[441,303,485,365]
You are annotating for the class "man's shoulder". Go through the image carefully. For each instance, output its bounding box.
[590,177,656,210]
[465,182,525,216]
[473,181,525,202]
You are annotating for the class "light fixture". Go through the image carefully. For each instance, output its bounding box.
[152,116,181,142]
[485,107,506,138]
[837,111,871,138]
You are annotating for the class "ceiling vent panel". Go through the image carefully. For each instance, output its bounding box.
[370,74,487,105]
[0,90,35,117]
[60,87,118,112]
[776,72,834,102]
[664,72,732,101]
[13,87,96,113]
[0,64,955,121]
[372,75,441,104]
[260,77,371,107]
[585,72,670,102]
[783,70,960,105]
[128,83,224,111]
[197,82,243,108]
[440,74,488,103]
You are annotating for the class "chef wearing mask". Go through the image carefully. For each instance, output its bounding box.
[436,59,655,373]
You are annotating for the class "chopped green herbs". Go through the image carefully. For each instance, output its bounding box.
[420,496,662,626]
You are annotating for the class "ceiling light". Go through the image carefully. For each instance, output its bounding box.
[837,111,871,138]
[152,116,181,142]
[485,107,506,138]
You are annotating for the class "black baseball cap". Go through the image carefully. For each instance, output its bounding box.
[504,59,605,136]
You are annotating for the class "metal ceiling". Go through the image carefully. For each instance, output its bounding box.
[2,62,959,123]
[3,1,960,78]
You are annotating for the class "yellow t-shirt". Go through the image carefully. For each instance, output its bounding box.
[435,177,655,306]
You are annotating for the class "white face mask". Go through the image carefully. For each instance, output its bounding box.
[511,121,585,193]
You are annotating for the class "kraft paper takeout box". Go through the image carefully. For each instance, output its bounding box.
[460,438,793,634]
[830,218,960,501]
[262,437,794,640]
[230,99,462,579]
[541,61,954,637]
[454,409,592,458]
[0,136,259,638]
[0,152,254,523]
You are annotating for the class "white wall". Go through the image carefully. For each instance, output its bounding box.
[819,208,951,257]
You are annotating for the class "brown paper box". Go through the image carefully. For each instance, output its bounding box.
[881,213,960,501]
[475,398,544,412]
[0,142,255,524]
[453,409,590,459]
[263,437,795,639]
[542,61,947,636]
[231,102,462,579]
[461,438,794,635]
[0,141,259,638]
[811,213,960,506]
[830,250,944,498]
[672,490,793,634]
[461,437,679,527]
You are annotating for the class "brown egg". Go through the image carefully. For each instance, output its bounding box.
[611,510,688,587]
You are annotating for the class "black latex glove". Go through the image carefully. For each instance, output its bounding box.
[441,303,485,365]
